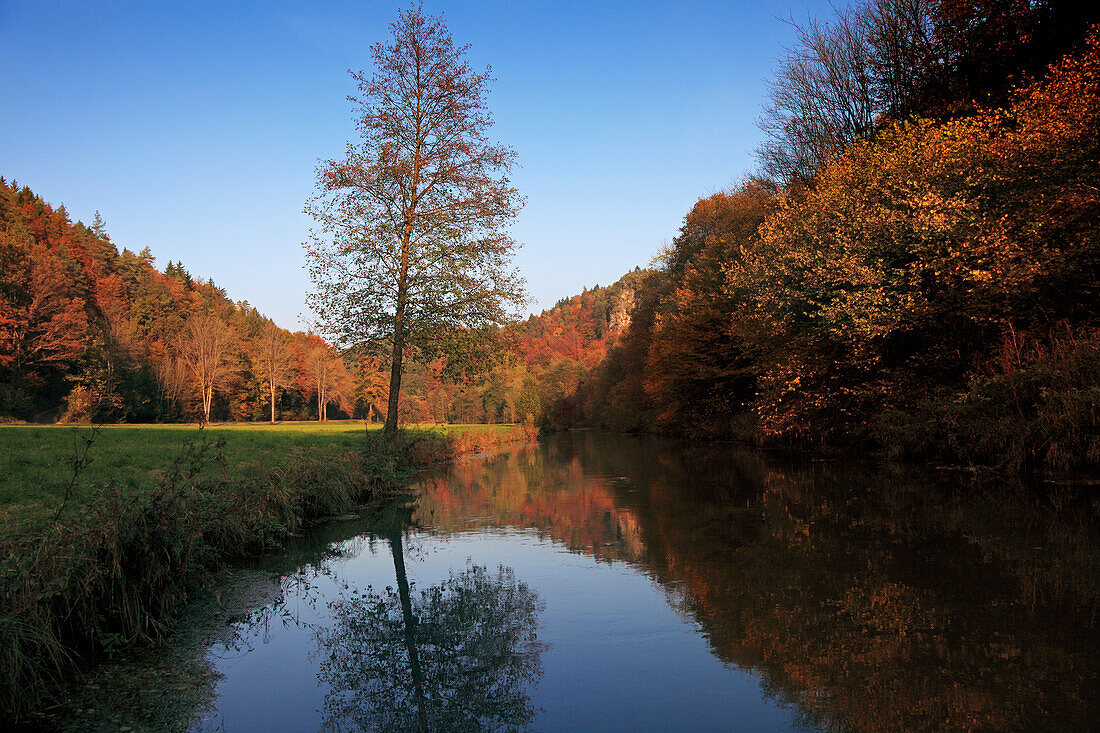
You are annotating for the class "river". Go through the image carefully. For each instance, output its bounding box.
[54,432,1099,731]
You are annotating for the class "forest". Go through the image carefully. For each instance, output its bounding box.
[549,1,1100,473]
[3,0,1099,472]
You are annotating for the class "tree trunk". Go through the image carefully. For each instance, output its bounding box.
[384,291,407,436]
[384,337,404,435]
[270,379,276,423]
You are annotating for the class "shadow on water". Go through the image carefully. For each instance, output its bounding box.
[45,432,1099,731]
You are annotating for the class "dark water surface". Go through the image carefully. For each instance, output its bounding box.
[59,433,1098,731]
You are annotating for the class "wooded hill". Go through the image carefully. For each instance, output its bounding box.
[0,176,642,428]
[380,270,645,426]
[544,9,1100,472]
[0,180,360,424]
[405,2,1100,473]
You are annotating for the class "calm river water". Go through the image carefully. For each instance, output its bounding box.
[57,433,1098,731]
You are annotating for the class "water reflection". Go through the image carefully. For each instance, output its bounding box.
[317,506,547,732]
[412,433,1100,731]
[46,432,1099,732]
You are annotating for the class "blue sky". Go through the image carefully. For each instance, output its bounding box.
[1,0,834,330]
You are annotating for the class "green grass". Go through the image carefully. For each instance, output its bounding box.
[0,421,377,510]
[0,421,517,530]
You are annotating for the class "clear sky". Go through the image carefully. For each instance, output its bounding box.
[1,0,834,331]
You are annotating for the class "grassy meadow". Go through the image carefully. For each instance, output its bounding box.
[1,422,369,507]
[0,421,517,529]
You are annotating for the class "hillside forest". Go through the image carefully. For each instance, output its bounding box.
[2,1,1098,472]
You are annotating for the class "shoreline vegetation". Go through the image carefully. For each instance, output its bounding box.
[0,421,535,723]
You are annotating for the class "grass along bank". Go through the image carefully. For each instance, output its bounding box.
[0,422,518,526]
[1,422,373,522]
[0,421,533,723]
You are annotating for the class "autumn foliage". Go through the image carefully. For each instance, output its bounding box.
[739,28,1100,457]
[0,181,358,423]
[567,25,1100,471]
[3,8,1098,471]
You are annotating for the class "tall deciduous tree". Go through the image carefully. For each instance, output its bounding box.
[644,182,774,434]
[350,352,390,422]
[757,5,880,185]
[252,321,294,422]
[757,0,1097,185]
[177,313,236,423]
[305,3,526,435]
[303,342,352,422]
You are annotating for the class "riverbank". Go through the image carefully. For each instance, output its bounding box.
[0,422,535,723]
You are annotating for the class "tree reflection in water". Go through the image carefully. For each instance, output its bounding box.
[317,520,547,733]
[411,434,1100,731]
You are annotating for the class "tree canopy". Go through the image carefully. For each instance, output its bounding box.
[305,3,526,434]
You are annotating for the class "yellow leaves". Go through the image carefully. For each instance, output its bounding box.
[729,31,1100,438]
[702,31,1100,439]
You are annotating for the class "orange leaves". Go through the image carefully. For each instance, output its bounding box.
[1,240,88,382]
[636,185,776,434]
[723,29,1100,439]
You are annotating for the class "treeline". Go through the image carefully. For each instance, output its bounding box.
[0,180,365,423]
[0,174,631,426]
[388,272,643,426]
[539,3,1100,472]
[0,176,645,428]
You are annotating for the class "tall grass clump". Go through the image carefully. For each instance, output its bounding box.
[0,423,534,722]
